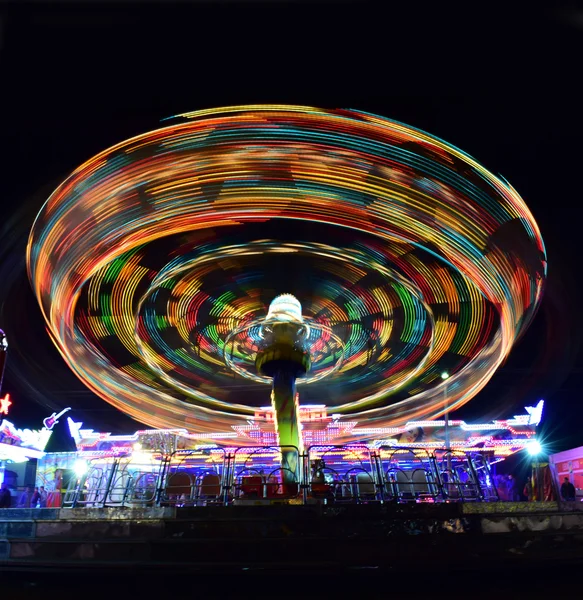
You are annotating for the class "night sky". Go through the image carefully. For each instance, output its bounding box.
[0,4,582,454]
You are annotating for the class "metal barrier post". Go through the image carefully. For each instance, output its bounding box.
[371,452,385,504]
[301,451,309,505]
[222,453,234,505]
[430,454,446,501]
[71,473,87,509]
[155,455,171,506]
[121,474,133,507]
[470,453,499,502]
[101,459,119,508]
[467,453,485,501]
[89,467,105,506]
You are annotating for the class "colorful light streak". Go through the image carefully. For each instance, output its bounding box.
[27,106,546,439]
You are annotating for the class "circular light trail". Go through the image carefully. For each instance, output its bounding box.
[27,105,546,441]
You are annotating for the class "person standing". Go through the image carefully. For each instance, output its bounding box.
[508,474,520,501]
[38,486,48,508]
[31,487,41,508]
[495,475,508,501]
[17,486,32,508]
[0,485,12,508]
[561,477,576,501]
[47,470,64,508]
[523,478,533,501]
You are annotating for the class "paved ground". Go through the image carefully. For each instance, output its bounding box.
[0,562,576,597]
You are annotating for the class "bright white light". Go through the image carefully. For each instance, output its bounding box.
[441,371,450,380]
[525,400,544,426]
[266,294,304,323]
[74,459,88,477]
[526,439,542,456]
[133,442,143,452]
[67,417,83,444]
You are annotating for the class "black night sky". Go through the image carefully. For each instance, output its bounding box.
[0,3,582,455]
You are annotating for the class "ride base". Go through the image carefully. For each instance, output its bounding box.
[1,502,583,575]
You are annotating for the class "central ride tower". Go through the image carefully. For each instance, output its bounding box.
[255,295,311,489]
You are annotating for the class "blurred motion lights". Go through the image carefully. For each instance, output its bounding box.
[27,105,546,441]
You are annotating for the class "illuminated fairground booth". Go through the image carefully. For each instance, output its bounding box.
[550,445,583,502]
[32,401,544,508]
[0,330,54,500]
[0,404,53,502]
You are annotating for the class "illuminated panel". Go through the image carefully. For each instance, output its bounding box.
[66,401,541,460]
[0,420,52,452]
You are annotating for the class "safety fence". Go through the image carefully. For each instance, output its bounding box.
[62,444,499,508]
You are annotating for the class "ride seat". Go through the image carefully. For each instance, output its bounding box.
[411,469,431,497]
[395,470,414,501]
[199,474,221,498]
[241,476,263,498]
[166,472,193,499]
[355,472,376,499]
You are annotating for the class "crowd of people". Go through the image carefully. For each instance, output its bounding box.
[494,474,523,501]
[0,485,48,508]
[495,472,579,502]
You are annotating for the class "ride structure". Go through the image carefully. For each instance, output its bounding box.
[27,106,547,491]
[254,294,310,487]
[34,399,542,508]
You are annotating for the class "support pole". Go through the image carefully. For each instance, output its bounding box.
[443,382,450,451]
[0,331,7,395]
[256,321,310,493]
[271,369,302,489]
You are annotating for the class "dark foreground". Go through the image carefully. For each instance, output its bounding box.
[0,501,581,596]
[0,564,577,598]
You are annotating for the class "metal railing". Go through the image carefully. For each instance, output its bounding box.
[377,447,441,502]
[228,445,301,502]
[63,454,168,508]
[306,444,382,503]
[59,445,498,508]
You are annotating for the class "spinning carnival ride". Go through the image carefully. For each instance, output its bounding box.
[27,106,546,475]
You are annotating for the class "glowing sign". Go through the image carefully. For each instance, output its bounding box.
[0,420,52,452]
[0,394,11,415]
[67,417,83,444]
[43,407,71,430]
[0,442,45,463]
[525,400,544,426]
